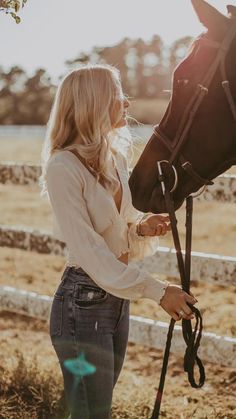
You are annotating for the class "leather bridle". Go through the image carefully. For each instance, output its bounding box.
[150,21,236,419]
[154,20,236,193]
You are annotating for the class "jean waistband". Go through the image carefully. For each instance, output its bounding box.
[68,266,90,275]
[61,266,100,288]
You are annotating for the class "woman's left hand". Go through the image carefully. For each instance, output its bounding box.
[139,214,171,237]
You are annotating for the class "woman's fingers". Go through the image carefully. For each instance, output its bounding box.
[155,221,170,236]
[171,312,180,321]
[160,284,198,320]
[175,311,195,321]
[160,224,167,236]
[181,303,193,316]
[185,292,198,305]
[175,301,196,320]
[155,224,163,235]
[158,214,170,222]
[167,223,172,231]
[147,214,172,236]
[189,290,198,301]
[177,293,197,318]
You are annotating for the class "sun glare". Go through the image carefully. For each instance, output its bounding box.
[0,0,236,79]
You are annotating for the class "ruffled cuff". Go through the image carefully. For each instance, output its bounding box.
[127,222,160,262]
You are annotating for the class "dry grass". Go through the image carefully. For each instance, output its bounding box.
[0,351,65,419]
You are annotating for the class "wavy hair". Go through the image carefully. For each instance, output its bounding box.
[39,64,132,198]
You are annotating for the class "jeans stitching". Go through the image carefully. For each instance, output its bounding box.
[113,300,125,333]
[50,296,64,337]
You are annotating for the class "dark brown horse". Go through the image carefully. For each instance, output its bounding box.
[129,0,236,214]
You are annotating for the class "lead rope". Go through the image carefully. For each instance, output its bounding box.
[150,166,205,419]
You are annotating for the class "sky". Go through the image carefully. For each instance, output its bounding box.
[1,0,236,81]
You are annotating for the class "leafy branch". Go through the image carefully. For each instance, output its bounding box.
[0,0,27,23]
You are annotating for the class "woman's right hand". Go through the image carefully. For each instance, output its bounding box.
[160,284,198,321]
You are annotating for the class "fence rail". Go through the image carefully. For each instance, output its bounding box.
[1,224,236,286]
[1,162,236,203]
[0,285,235,368]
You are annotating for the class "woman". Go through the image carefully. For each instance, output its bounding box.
[40,64,197,419]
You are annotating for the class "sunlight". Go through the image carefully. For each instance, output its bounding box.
[0,0,236,79]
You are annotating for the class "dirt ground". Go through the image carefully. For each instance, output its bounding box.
[0,138,236,418]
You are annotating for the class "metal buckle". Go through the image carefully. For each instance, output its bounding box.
[157,160,178,194]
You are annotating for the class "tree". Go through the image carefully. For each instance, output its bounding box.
[0,36,196,124]
[0,0,27,23]
[22,69,55,124]
[0,66,55,124]
[66,35,166,99]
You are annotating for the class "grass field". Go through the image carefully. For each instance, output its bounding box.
[0,133,236,418]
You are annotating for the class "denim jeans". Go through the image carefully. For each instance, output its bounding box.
[49,266,130,419]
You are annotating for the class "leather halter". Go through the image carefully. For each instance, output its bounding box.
[154,20,236,191]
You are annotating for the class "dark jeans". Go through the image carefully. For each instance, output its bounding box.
[50,266,130,419]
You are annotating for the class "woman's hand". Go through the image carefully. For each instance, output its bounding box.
[139,214,171,237]
[160,284,198,321]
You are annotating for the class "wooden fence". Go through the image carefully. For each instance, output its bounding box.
[0,162,235,367]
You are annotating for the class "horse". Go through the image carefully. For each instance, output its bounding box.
[129,0,236,214]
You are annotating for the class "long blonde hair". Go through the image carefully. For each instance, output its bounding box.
[39,64,132,198]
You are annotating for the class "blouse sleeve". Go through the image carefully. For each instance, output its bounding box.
[46,160,167,303]
[127,217,160,262]
[117,152,160,262]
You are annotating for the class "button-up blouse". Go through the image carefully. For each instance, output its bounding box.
[45,148,167,303]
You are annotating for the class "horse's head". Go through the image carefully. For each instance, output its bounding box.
[129,0,236,213]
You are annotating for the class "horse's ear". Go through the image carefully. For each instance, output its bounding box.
[227,5,236,17]
[191,0,228,32]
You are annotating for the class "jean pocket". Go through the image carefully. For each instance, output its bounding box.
[73,285,108,309]
[50,293,64,337]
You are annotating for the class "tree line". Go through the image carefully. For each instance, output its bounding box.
[0,35,193,125]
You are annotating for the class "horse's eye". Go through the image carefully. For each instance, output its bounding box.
[177,79,189,86]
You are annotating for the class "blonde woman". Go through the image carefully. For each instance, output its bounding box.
[40,64,197,419]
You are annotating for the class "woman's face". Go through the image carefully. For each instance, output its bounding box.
[111,87,130,128]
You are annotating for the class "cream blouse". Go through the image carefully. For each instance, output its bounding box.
[45,148,167,303]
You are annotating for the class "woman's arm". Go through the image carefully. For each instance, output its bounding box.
[46,158,197,319]
[46,160,168,303]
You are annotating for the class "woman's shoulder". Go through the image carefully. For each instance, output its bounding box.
[47,149,78,165]
[46,150,86,183]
